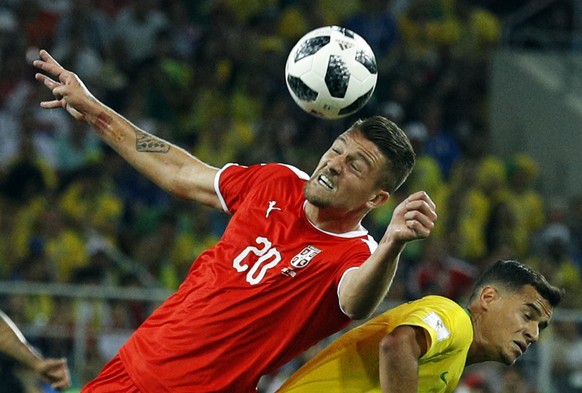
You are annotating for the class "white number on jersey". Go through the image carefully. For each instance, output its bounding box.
[233,237,282,285]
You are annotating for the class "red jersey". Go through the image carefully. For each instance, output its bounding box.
[118,163,377,392]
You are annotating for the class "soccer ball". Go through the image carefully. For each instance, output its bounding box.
[285,26,378,120]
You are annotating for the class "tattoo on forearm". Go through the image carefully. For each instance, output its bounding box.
[134,127,171,153]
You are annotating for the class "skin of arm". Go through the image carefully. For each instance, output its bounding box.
[33,49,221,209]
[339,191,437,319]
[0,311,71,390]
[379,325,428,393]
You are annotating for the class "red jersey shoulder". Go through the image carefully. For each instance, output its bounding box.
[216,163,310,214]
[279,235,377,283]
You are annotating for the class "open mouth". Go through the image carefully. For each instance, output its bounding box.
[514,341,527,354]
[318,174,334,190]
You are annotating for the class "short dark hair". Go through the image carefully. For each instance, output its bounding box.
[349,116,415,193]
[468,260,563,307]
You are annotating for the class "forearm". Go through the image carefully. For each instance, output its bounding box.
[0,312,43,370]
[84,101,220,206]
[339,236,405,319]
[339,192,437,319]
[35,50,222,207]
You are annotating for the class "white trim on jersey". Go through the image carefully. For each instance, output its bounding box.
[302,201,369,238]
[278,163,311,180]
[215,163,239,213]
[216,163,309,214]
[361,236,378,254]
[337,266,360,317]
[335,237,378,317]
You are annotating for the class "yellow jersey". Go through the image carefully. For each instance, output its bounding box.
[277,295,473,393]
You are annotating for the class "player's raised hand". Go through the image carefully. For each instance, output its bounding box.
[385,191,437,244]
[33,49,97,121]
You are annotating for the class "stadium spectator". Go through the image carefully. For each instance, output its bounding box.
[110,0,169,71]
[551,319,582,393]
[506,154,545,258]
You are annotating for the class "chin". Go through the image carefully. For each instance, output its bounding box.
[501,353,518,366]
[305,194,330,208]
[304,185,331,208]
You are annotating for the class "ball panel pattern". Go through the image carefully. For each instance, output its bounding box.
[338,87,374,117]
[286,75,318,101]
[294,36,330,62]
[355,49,378,75]
[325,55,350,98]
[332,25,354,39]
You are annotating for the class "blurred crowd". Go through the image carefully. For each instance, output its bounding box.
[0,0,580,392]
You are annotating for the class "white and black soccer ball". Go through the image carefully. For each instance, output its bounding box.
[285,26,378,120]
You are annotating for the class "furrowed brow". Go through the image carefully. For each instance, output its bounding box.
[526,303,549,330]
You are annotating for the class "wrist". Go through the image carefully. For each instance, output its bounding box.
[378,234,406,258]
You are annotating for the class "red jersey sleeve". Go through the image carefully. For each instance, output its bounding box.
[215,163,310,214]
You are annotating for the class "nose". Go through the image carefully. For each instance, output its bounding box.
[327,153,344,174]
[525,324,540,344]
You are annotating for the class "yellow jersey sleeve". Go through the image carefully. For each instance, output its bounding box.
[278,295,473,393]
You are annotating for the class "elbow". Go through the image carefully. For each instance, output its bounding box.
[346,310,372,321]
[379,332,399,356]
[338,289,379,321]
[341,302,375,321]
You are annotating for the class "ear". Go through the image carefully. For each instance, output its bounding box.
[367,190,390,209]
[478,286,500,311]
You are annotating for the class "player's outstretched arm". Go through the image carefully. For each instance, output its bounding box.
[339,191,437,319]
[33,49,221,209]
[0,310,71,391]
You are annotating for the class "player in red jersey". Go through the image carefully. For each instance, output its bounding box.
[34,49,437,392]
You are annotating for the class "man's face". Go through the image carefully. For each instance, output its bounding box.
[480,284,553,365]
[303,130,388,211]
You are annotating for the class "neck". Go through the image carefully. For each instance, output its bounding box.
[303,201,365,234]
[465,305,489,366]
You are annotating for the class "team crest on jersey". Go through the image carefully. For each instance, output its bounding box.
[281,245,321,277]
[290,245,321,268]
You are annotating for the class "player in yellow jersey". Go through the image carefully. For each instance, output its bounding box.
[278,260,562,393]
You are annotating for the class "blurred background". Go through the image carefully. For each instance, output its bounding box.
[0,0,580,392]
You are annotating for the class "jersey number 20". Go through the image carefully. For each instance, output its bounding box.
[233,237,282,285]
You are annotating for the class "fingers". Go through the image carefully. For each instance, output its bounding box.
[35,72,61,90]
[52,379,72,391]
[404,192,437,221]
[401,191,437,239]
[66,103,85,120]
[39,49,63,68]
[406,190,436,211]
[35,66,71,110]
[404,215,433,238]
[33,49,67,81]
[33,58,62,78]
[40,359,71,390]
[34,57,66,108]
[36,49,63,70]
